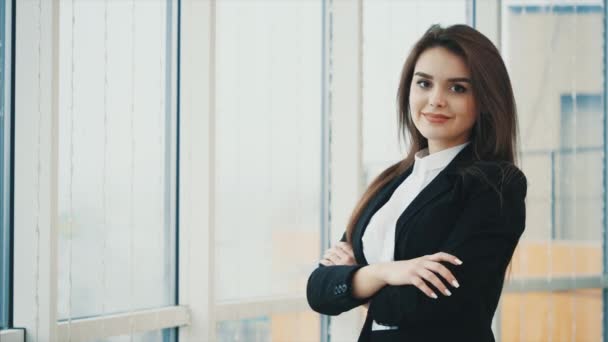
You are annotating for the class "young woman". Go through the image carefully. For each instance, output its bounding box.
[307,24,526,342]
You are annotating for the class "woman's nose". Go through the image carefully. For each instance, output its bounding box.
[429,88,447,108]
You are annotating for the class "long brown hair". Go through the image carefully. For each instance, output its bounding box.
[345,24,519,242]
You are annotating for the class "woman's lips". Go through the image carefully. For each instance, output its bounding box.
[423,112,451,123]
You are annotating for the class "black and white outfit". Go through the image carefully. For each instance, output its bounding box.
[307,142,527,342]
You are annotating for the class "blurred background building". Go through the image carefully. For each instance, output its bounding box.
[0,0,606,341]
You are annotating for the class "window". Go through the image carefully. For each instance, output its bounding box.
[214,0,322,339]
[361,0,471,183]
[56,0,178,321]
[499,2,604,341]
[557,94,603,240]
[12,0,182,341]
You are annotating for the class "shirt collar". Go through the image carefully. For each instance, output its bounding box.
[413,141,470,173]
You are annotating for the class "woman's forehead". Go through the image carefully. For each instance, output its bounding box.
[414,47,471,80]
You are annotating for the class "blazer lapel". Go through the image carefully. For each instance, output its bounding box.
[394,144,475,239]
[352,165,413,265]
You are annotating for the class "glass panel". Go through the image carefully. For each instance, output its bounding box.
[218,312,319,342]
[214,0,322,338]
[57,0,177,319]
[215,0,322,304]
[0,0,8,330]
[361,0,469,183]
[500,1,604,340]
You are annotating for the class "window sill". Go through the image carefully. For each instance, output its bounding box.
[0,329,25,342]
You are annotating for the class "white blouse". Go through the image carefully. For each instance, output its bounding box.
[363,141,469,331]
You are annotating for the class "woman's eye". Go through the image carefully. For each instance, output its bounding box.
[451,84,467,93]
[417,80,431,88]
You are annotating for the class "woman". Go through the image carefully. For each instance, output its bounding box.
[306,24,526,342]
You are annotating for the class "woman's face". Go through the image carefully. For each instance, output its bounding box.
[409,46,477,153]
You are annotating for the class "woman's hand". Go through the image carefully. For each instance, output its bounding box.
[380,252,462,299]
[320,241,356,266]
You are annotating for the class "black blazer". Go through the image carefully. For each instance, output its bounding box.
[306,144,527,342]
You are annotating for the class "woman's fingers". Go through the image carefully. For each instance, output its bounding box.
[425,260,460,288]
[321,243,356,266]
[336,242,355,258]
[325,249,342,261]
[426,252,462,289]
[428,252,463,266]
[322,246,351,265]
[411,276,438,299]
[323,249,342,264]
[418,269,451,296]
[319,258,334,266]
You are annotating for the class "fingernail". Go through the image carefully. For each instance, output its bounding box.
[444,289,452,296]
[455,258,463,265]
[452,280,460,288]
[431,293,438,299]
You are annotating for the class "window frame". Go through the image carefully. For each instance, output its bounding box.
[0,329,24,342]
[0,0,14,332]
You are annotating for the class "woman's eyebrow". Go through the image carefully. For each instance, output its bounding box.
[414,71,472,83]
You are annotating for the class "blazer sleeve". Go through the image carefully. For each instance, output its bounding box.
[306,232,369,315]
[368,170,527,326]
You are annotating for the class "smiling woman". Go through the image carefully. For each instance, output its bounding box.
[307,24,525,342]
[409,47,477,154]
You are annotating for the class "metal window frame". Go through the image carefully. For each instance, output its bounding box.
[12,0,60,339]
[319,0,331,341]
[603,1,607,341]
[56,306,189,342]
[177,0,215,340]
[0,0,13,332]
